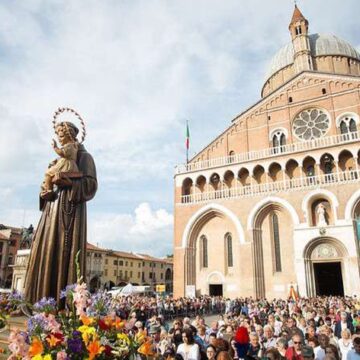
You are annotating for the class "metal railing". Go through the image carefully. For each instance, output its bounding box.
[175,131,360,175]
[180,169,360,204]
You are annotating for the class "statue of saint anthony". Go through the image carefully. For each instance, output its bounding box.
[24,110,97,303]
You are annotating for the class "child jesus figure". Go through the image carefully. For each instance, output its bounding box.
[42,122,80,195]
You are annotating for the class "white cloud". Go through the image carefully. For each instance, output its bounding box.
[0,0,358,256]
[88,203,173,257]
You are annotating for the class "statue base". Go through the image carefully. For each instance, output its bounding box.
[11,249,31,293]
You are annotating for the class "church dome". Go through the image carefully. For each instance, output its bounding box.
[264,33,360,82]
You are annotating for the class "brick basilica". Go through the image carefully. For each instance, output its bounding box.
[173,6,360,299]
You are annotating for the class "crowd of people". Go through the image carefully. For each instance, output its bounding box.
[113,295,360,360]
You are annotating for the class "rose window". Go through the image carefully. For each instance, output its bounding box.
[292,108,330,140]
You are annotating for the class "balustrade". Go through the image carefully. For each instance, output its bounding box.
[175,131,360,174]
[179,169,360,204]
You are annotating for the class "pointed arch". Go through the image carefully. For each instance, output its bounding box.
[182,203,245,248]
[247,196,300,230]
[345,189,360,220]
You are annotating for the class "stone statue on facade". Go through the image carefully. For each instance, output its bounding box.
[317,203,328,226]
[24,108,97,304]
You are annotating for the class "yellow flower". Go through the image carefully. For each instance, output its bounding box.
[117,333,130,345]
[32,355,43,360]
[32,355,54,360]
[78,325,96,345]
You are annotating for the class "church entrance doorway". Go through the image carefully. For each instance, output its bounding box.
[313,262,344,296]
[304,237,348,297]
[209,284,223,296]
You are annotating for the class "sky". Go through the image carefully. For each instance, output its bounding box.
[0,0,359,256]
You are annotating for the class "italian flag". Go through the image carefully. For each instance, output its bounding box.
[186,122,190,150]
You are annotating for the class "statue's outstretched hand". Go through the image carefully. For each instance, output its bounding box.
[53,173,72,187]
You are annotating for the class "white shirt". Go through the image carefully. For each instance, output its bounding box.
[314,346,326,360]
[177,343,200,360]
[338,339,353,360]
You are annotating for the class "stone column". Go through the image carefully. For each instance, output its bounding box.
[252,229,265,298]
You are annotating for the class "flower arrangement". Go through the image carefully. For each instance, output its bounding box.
[0,291,26,330]
[7,254,157,359]
[7,281,156,359]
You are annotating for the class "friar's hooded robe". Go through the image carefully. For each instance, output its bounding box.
[24,143,97,303]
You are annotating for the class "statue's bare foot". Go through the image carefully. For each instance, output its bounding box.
[40,190,57,201]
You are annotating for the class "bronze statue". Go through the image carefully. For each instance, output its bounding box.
[20,224,34,250]
[24,108,97,303]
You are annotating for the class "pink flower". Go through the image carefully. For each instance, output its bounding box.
[57,350,68,360]
[8,329,30,359]
[73,282,89,317]
[46,313,62,333]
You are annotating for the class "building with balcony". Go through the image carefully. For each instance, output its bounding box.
[173,6,360,299]
[0,224,22,288]
[86,243,173,292]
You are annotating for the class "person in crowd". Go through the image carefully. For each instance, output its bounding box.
[346,336,360,360]
[306,326,318,342]
[177,328,201,360]
[247,332,263,359]
[229,337,239,360]
[302,345,315,360]
[195,325,208,351]
[337,329,352,360]
[206,344,217,360]
[268,348,284,360]
[307,337,319,349]
[285,333,304,360]
[263,325,277,349]
[324,344,340,360]
[335,312,354,339]
[314,334,330,360]
[276,337,288,359]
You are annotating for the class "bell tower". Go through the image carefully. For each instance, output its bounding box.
[289,5,313,73]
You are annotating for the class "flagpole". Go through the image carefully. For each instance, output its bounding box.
[186,120,189,164]
[185,120,190,165]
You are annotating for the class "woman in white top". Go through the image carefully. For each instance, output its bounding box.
[177,328,201,360]
[338,329,352,360]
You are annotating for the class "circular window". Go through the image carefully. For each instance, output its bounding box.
[292,108,330,141]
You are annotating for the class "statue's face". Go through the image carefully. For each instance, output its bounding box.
[56,125,71,146]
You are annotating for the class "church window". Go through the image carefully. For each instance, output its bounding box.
[292,108,330,141]
[225,233,233,268]
[340,121,348,134]
[350,119,357,132]
[322,88,327,95]
[228,150,235,164]
[338,116,357,135]
[271,130,286,153]
[271,213,282,272]
[288,97,293,103]
[200,235,208,268]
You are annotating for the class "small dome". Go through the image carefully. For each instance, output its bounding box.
[264,33,360,82]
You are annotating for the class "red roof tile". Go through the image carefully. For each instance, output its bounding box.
[290,5,307,24]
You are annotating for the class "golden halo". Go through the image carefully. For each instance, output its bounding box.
[52,107,86,143]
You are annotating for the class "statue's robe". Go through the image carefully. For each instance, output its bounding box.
[24,144,97,303]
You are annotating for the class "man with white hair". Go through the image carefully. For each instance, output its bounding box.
[263,325,277,349]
